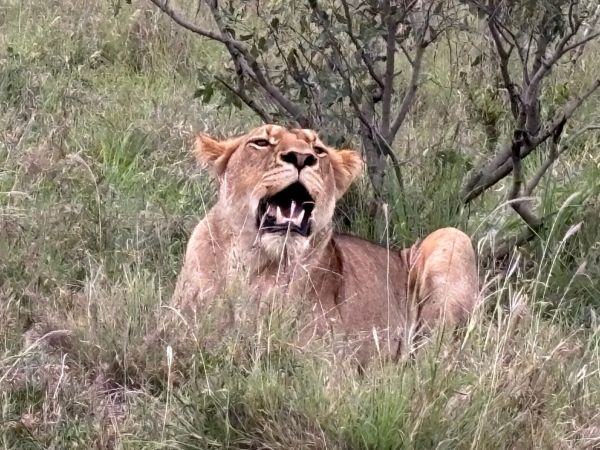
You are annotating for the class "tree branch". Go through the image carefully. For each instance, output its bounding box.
[380,0,398,138]
[508,130,543,230]
[150,0,308,125]
[214,76,273,123]
[463,78,600,203]
[559,30,600,56]
[570,5,600,64]
[205,0,308,125]
[524,129,564,196]
[526,15,589,97]
[389,44,426,141]
[339,0,384,90]
[488,19,520,120]
[373,131,409,199]
[149,0,238,47]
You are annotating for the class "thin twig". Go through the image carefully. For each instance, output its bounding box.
[380,0,398,137]
[339,0,384,90]
[214,76,273,123]
[488,19,520,120]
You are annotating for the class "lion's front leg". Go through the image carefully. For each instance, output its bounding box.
[407,227,479,333]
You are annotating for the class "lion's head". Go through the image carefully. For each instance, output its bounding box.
[195,125,362,260]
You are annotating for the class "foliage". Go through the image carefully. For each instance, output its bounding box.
[150,0,466,234]
[151,0,600,243]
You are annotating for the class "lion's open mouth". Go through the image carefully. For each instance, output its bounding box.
[257,182,315,236]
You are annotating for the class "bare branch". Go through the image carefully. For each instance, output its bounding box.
[149,0,237,48]
[532,78,600,145]
[372,131,410,198]
[522,29,535,84]
[463,78,600,203]
[559,30,600,56]
[398,43,414,66]
[386,0,445,141]
[470,0,530,82]
[389,44,426,141]
[567,0,577,33]
[529,25,551,80]
[488,19,520,120]
[526,16,589,95]
[418,0,438,46]
[508,130,543,230]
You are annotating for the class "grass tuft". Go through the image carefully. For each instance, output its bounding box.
[1,1,599,448]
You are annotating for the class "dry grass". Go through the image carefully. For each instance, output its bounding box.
[1,1,599,448]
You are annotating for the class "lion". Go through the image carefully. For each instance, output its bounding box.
[167,124,479,363]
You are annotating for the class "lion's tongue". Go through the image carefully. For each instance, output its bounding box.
[267,201,305,226]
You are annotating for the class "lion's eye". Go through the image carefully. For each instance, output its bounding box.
[314,146,327,156]
[251,139,271,148]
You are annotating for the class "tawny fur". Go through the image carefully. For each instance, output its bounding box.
[167,125,479,362]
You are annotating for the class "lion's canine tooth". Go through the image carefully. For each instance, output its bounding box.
[276,206,284,223]
[293,209,305,226]
[290,201,296,218]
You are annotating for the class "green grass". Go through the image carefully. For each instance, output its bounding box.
[1,1,600,448]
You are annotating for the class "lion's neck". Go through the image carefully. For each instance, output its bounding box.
[211,216,335,285]
[252,227,334,276]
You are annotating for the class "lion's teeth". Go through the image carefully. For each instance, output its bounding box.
[293,209,305,226]
[267,204,276,218]
[276,206,284,223]
[290,201,296,218]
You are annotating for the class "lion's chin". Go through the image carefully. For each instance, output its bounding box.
[258,232,311,261]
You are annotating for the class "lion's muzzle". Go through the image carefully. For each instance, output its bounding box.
[256,182,315,237]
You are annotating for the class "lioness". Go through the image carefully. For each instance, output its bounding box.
[169,125,478,362]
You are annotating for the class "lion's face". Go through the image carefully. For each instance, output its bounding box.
[195,125,362,259]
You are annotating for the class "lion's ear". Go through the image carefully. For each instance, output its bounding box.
[193,134,243,176]
[331,149,362,198]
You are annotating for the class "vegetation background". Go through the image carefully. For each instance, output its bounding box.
[1,0,599,448]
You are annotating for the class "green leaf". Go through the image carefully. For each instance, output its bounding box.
[193,87,205,99]
[334,12,347,25]
[258,36,267,51]
[193,84,214,103]
[230,94,243,109]
[270,17,280,32]
[202,84,214,103]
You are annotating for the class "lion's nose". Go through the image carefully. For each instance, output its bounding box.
[280,151,317,171]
